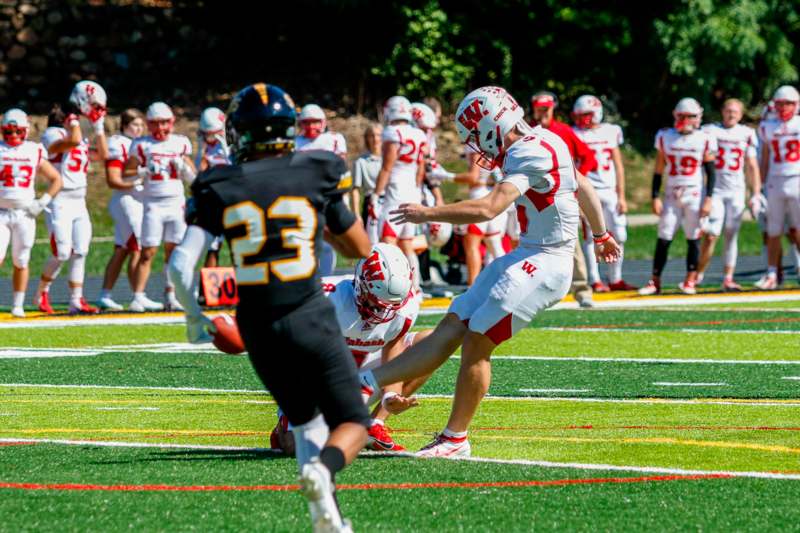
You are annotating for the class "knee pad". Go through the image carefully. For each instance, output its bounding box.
[12,253,30,269]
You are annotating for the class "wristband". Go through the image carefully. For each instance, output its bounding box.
[381,391,399,409]
[593,231,611,245]
[38,193,52,207]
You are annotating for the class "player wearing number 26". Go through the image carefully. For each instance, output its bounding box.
[168,83,371,533]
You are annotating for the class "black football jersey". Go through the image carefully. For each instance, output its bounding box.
[190,150,355,314]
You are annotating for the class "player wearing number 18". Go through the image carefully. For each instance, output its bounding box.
[168,83,371,533]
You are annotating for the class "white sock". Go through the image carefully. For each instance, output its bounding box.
[70,286,82,303]
[767,266,778,277]
[291,414,330,473]
[100,289,111,300]
[443,427,467,439]
[582,238,601,284]
[134,292,146,301]
[12,291,24,307]
[609,244,624,283]
[371,418,384,427]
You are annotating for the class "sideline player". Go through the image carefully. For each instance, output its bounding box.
[755,85,800,290]
[195,107,231,269]
[271,243,432,454]
[0,109,62,317]
[639,98,717,295]
[572,94,636,291]
[697,99,761,290]
[97,109,145,310]
[36,81,109,314]
[168,83,372,532]
[125,102,196,312]
[359,86,620,457]
[372,96,427,289]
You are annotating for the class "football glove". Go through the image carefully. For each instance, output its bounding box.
[24,193,52,218]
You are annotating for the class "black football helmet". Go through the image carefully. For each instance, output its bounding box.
[226,83,297,164]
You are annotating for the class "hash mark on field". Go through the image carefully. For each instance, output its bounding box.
[0,474,730,492]
[94,407,160,411]
[519,388,593,393]
[653,382,728,387]
[782,377,800,381]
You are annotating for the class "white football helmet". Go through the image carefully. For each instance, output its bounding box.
[572,94,603,128]
[673,97,703,133]
[1,108,29,146]
[354,243,413,324]
[383,95,412,124]
[69,80,107,122]
[146,102,175,141]
[455,86,525,170]
[426,221,452,248]
[772,85,800,121]
[298,104,326,139]
[411,102,437,130]
[199,107,226,133]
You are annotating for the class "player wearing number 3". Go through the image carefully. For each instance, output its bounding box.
[755,85,800,290]
[359,87,620,457]
[640,98,718,295]
[169,83,372,532]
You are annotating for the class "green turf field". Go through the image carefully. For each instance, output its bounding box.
[1,299,799,531]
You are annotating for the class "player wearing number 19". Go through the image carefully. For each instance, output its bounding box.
[168,83,371,533]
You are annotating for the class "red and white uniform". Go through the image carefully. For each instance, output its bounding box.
[0,140,45,268]
[107,134,143,250]
[130,134,192,247]
[654,127,717,240]
[199,141,231,168]
[323,275,419,369]
[758,116,800,236]
[295,132,347,157]
[449,128,578,343]
[379,124,427,240]
[701,123,758,237]
[41,127,92,260]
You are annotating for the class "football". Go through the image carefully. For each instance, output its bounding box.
[211,314,245,354]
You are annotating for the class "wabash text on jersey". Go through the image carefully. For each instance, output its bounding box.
[189,149,354,314]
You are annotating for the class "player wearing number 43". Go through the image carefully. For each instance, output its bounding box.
[639,97,718,296]
[755,85,800,290]
[168,83,372,533]
[359,86,620,457]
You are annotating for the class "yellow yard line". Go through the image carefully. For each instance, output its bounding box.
[3,428,269,436]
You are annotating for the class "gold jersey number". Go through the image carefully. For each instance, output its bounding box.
[223,196,318,285]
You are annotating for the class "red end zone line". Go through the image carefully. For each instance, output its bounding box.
[0,474,729,492]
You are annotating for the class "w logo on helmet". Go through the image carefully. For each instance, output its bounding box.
[361,252,385,281]
[458,99,486,131]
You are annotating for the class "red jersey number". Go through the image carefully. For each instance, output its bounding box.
[666,154,699,176]
[771,139,800,163]
[1,164,33,188]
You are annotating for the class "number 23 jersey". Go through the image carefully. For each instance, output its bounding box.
[190,150,355,312]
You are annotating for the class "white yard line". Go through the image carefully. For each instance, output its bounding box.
[0,315,186,329]
[2,437,798,481]
[782,377,800,381]
[94,407,160,411]
[653,382,728,387]
[519,388,593,393]
[2,383,798,407]
[492,355,800,365]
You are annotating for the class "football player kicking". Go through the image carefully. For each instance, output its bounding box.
[697,99,762,290]
[168,83,372,533]
[639,98,718,295]
[271,243,432,455]
[359,86,620,457]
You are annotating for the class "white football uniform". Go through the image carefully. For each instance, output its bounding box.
[130,134,193,247]
[107,134,144,250]
[41,127,92,260]
[0,140,45,268]
[700,123,758,237]
[199,141,231,168]
[322,276,419,369]
[296,132,347,157]
[759,116,800,236]
[449,128,577,344]
[654,128,717,240]
[379,124,427,240]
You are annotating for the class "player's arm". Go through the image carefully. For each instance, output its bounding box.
[611,147,627,214]
[168,225,216,343]
[46,119,82,155]
[373,141,398,198]
[759,142,770,188]
[576,172,621,263]
[390,181,519,225]
[324,193,371,258]
[123,150,142,177]
[105,156,135,191]
[700,147,716,217]
[651,149,665,216]
[24,159,62,217]
[378,334,420,414]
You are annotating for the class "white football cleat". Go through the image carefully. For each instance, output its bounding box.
[129,295,165,313]
[678,280,697,295]
[164,293,184,312]
[416,433,471,458]
[97,296,123,311]
[754,274,778,290]
[299,458,350,533]
[637,279,660,295]
[10,306,25,318]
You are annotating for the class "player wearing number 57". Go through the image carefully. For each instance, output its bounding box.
[168,83,372,532]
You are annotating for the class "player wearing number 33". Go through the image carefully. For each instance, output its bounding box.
[168,83,372,533]
[359,86,621,457]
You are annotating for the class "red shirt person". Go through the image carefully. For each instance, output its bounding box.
[529,92,597,175]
